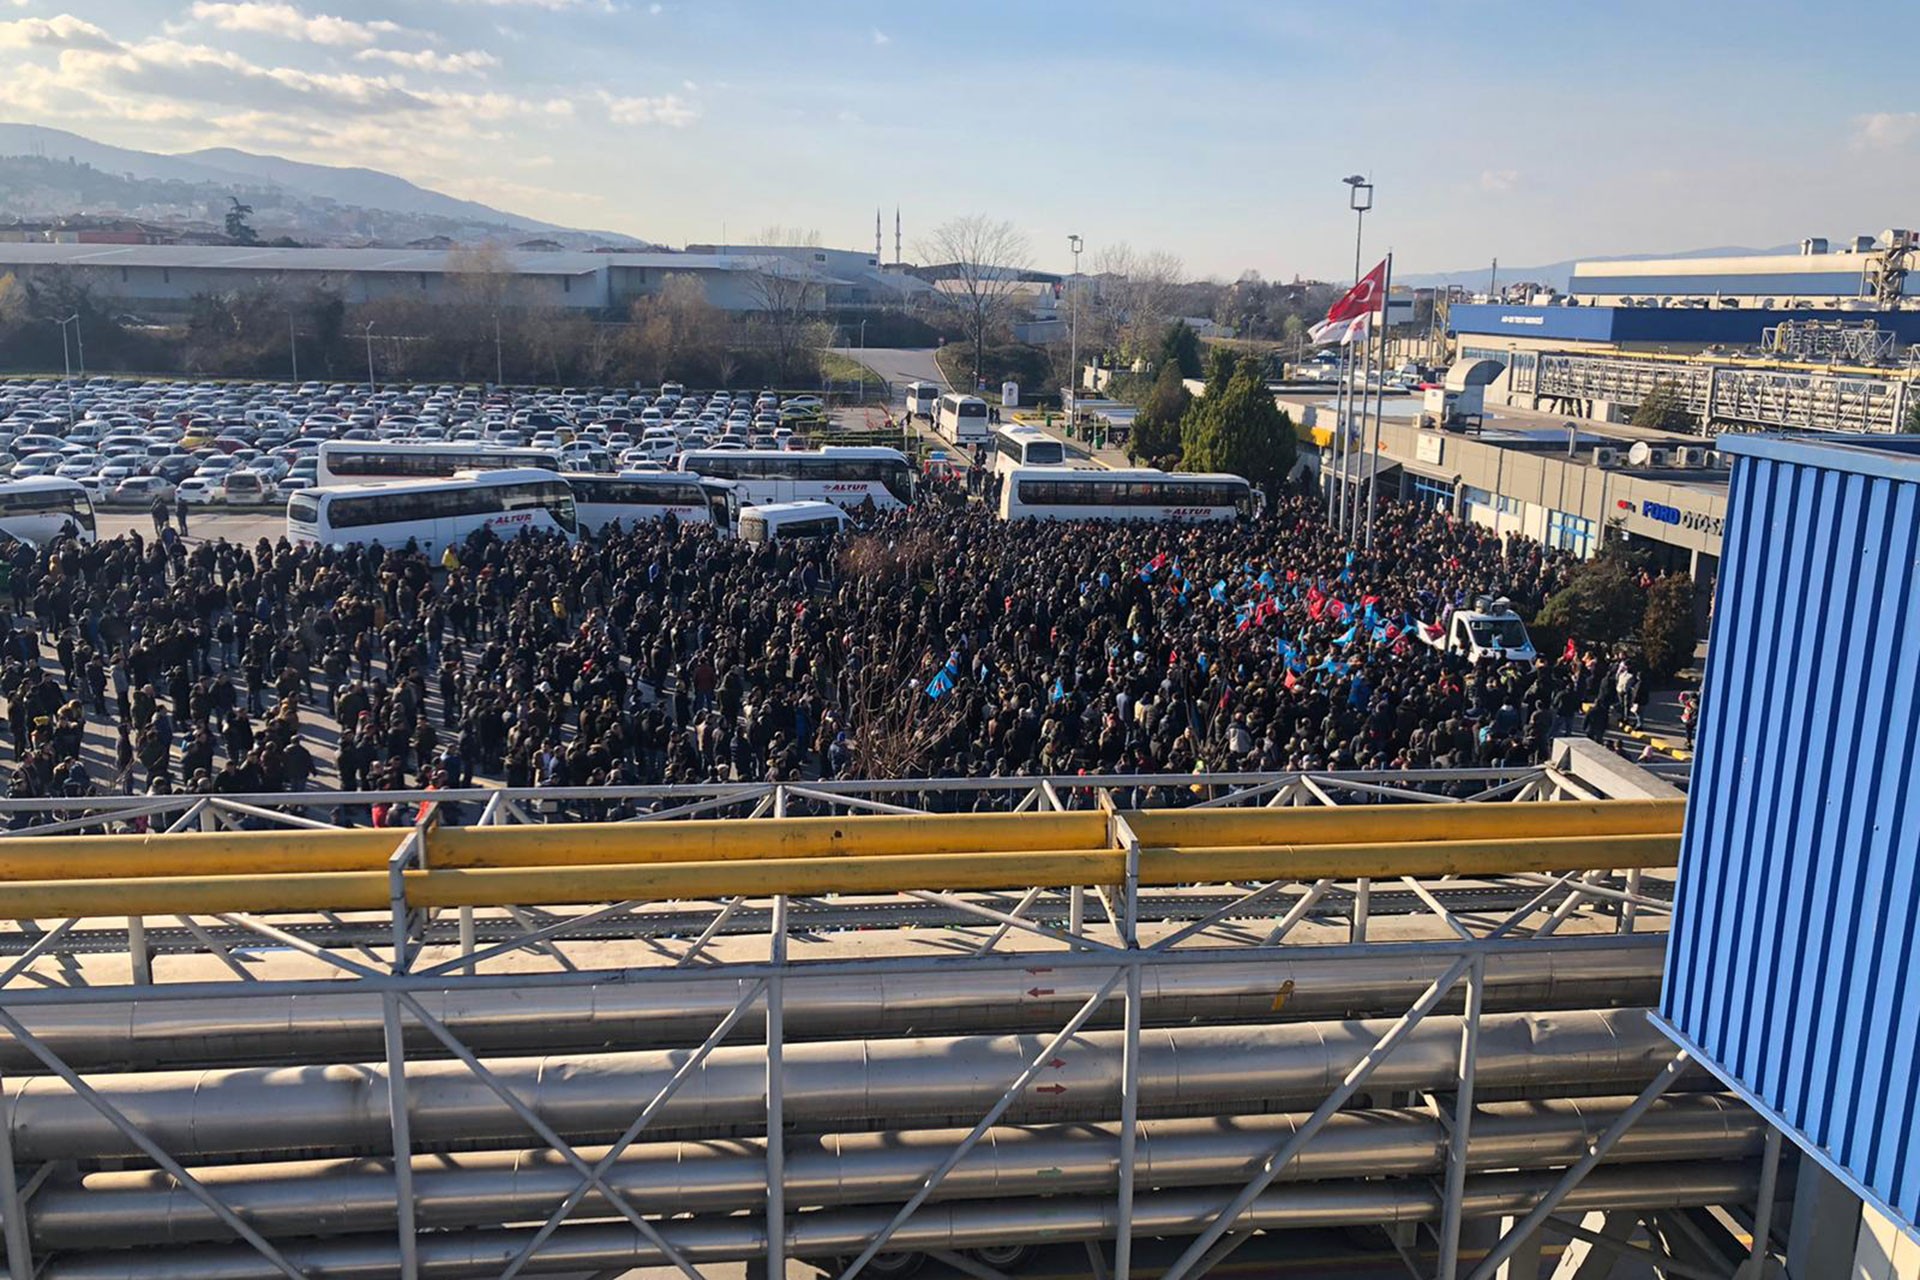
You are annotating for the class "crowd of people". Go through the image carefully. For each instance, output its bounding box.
[0,488,1668,820]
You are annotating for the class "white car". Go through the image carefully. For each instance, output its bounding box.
[174,476,225,505]
[112,475,175,503]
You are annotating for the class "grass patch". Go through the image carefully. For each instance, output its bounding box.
[819,351,881,385]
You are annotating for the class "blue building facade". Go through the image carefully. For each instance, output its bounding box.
[1657,434,1920,1240]
[1447,303,1920,349]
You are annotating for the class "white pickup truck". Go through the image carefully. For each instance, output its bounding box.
[1416,596,1538,663]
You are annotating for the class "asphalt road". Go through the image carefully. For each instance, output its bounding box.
[837,347,949,395]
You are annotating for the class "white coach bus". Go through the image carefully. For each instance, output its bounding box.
[568,472,738,535]
[315,442,561,487]
[287,469,577,553]
[904,381,942,421]
[0,478,96,546]
[935,393,990,446]
[677,447,914,511]
[989,424,1067,475]
[996,467,1256,523]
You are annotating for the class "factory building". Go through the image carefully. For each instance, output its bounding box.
[0,242,928,315]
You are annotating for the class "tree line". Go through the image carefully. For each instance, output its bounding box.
[1123,336,1299,496]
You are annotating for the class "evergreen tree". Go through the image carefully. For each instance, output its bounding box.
[1639,573,1699,678]
[1630,380,1695,432]
[1178,354,1298,494]
[1203,343,1236,396]
[1157,321,1203,380]
[1128,361,1192,467]
[224,197,258,246]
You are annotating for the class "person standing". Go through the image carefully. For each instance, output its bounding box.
[175,492,190,537]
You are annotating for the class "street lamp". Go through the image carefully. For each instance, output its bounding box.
[363,321,377,394]
[1342,174,1373,286]
[1067,233,1083,424]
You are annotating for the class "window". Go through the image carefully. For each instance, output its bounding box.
[1547,510,1594,557]
[1409,476,1455,511]
[288,495,320,524]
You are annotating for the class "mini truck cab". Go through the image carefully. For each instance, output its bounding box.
[1420,595,1537,664]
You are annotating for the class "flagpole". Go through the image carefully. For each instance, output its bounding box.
[1351,322,1371,541]
[1336,337,1351,533]
[1327,341,1344,527]
[1364,252,1393,552]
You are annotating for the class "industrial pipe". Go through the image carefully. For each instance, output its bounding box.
[36,1163,1761,1280]
[0,832,1681,919]
[3,1008,1674,1162]
[27,1095,1762,1249]
[3,941,1664,1072]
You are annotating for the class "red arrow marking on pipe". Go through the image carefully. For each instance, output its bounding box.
[1046,1058,1067,1070]
[1034,1083,1069,1095]
[1027,987,1055,998]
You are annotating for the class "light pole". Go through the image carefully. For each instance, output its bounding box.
[55,314,79,426]
[1343,174,1373,286]
[289,312,299,383]
[363,321,377,393]
[1067,233,1083,426]
[493,314,504,387]
[857,318,868,404]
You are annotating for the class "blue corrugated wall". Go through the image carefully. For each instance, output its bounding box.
[1661,435,1920,1235]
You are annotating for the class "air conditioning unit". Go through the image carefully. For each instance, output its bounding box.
[1644,447,1673,468]
[1674,446,1708,468]
[1591,447,1623,469]
[1709,450,1734,469]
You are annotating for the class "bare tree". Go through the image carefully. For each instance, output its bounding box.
[917,215,1031,389]
[1090,242,1186,365]
[748,227,824,384]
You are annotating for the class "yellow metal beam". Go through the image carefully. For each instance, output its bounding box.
[0,832,1680,919]
[0,801,1682,883]
[1123,799,1681,848]
[0,812,1113,882]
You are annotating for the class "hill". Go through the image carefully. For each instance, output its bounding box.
[0,122,647,248]
[1395,245,1796,293]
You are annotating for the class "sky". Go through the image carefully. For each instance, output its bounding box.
[1,0,1918,281]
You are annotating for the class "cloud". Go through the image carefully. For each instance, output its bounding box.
[187,2,401,47]
[1479,168,1519,193]
[446,0,617,11]
[0,14,121,52]
[649,3,662,12]
[60,38,435,116]
[1852,112,1920,151]
[354,46,499,73]
[603,91,696,127]
[871,27,889,45]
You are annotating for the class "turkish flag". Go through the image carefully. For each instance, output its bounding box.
[1309,259,1388,344]
[1325,260,1388,324]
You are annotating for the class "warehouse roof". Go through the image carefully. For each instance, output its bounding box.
[0,243,803,277]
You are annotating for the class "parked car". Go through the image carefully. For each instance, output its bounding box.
[111,475,175,503]
[219,471,271,504]
[174,476,225,505]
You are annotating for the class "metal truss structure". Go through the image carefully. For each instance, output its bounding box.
[1518,350,1916,436]
[0,744,1786,1280]
[1761,318,1897,366]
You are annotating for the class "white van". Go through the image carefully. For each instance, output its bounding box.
[736,500,849,544]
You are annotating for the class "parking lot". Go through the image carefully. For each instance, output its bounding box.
[0,375,872,515]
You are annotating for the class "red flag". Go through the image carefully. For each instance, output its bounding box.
[1310,259,1387,345]
[1563,637,1578,664]
[1283,670,1299,692]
